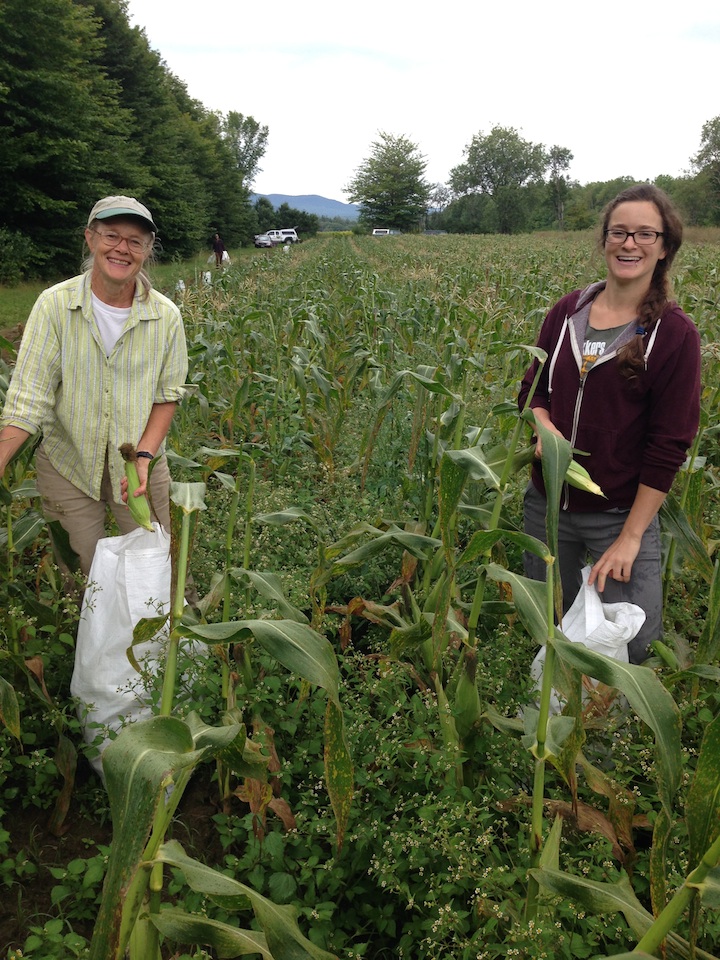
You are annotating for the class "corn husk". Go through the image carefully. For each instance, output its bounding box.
[119,443,154,531]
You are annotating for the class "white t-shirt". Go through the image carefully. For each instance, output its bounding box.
[91,292,131,356]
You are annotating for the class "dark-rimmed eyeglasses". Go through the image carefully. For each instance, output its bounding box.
[93,229,151,255]
[604,229,664,246]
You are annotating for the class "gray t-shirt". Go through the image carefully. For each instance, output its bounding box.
[582,320,633,376]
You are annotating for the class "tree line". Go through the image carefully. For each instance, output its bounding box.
[346,125,720,235]
[4,0,718,279]
[0,0,275,281]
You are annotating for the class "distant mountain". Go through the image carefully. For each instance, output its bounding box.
[252,193,360,220]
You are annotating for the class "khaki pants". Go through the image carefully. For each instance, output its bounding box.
[35,445,171,578]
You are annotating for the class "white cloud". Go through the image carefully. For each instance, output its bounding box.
[126,0,720,200]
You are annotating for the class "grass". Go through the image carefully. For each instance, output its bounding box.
[0,245,270,334]
[0,283,46,333]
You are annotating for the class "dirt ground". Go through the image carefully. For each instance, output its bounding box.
[1,761,223,953]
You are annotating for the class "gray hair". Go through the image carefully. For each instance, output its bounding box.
[83,220,156,300]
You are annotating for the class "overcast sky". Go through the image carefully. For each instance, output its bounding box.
[125,0,720,203]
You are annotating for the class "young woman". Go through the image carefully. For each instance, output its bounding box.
[519,184,701,663]
[0,196,188,579]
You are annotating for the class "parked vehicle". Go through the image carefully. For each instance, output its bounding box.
[372,228,391,236]
[254,234,274,248]
[266,228,300,245]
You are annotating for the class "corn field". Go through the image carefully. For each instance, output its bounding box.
[2,231,720,960]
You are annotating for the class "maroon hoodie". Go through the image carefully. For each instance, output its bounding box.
[518,282,701,511]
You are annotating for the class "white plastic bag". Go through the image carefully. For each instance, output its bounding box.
[531,566,646,713]
[71,522,171,775]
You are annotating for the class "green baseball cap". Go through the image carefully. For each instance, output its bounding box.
[87,196,157,232]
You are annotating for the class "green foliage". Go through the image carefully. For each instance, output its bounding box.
[0,0,267,277]
[0,230,46,285]
[222,112,269,187]
[0,0,142,273]
[3,234,720,957]
[254,199,319,238]
[448,126,553,234]
[345,132,432,232]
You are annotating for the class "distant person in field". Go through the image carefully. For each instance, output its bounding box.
[0,195,188,580]
[519,183,701,663]
[212,232,226,267]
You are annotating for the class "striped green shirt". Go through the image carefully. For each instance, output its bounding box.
[1,272,188,500]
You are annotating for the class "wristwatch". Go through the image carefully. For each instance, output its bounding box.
[136,450,154,460]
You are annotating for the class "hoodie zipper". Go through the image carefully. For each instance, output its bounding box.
[563,370,588,510]
[561,324,642,509]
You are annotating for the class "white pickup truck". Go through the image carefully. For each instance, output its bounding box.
[266,228,300,245]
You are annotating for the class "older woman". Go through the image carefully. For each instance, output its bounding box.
[0,196,188,577]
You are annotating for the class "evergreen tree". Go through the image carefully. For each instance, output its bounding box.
[0,0,269,275]
[0,0,141,272]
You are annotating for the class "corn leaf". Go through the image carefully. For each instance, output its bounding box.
[90,715,243,960]
[444,445,502,488]
[484,563,550,644]
[458,529,551,568]
[529,415,572,618]
[256,506,316,527]
[660,493,714,583]
[551,638,682,814]
[531,867,720,960]
[155,840,338,959]
[149,908,272,959]
[438,453,468,556]
[324,699,353,852]
[230,568,309,623]
[522,707,575,759]
[0,674,20,738]
[688,715,720,872]
[170,481,207,513]
[696,559,720,666]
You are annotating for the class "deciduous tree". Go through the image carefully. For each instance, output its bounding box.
[692,117,720,223]
[449,126,551,233]
[345,132,431,232]
[221,112,269,188]
[546,145,574,230]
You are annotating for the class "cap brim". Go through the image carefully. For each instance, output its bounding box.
[94,208,157,231]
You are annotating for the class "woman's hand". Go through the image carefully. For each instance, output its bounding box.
[588,531,642,592]
[530,408,565,457]
[120,458,149,503]
[588,484,666,592]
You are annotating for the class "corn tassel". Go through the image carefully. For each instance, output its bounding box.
[119,443,154,531]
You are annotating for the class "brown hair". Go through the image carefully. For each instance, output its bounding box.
[600,183,683,379]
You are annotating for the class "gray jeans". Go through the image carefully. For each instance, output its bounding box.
[523,483,662,664]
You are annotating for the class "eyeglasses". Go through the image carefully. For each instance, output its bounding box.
[93,229,151,255]
[604,229,664,246]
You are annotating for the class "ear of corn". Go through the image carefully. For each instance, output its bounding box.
[119,443,154,531]
[518,445,605,498]
[513,444,607,499]
[432,672,460,752]
[565,459,606,498]
[455,647,482,740]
